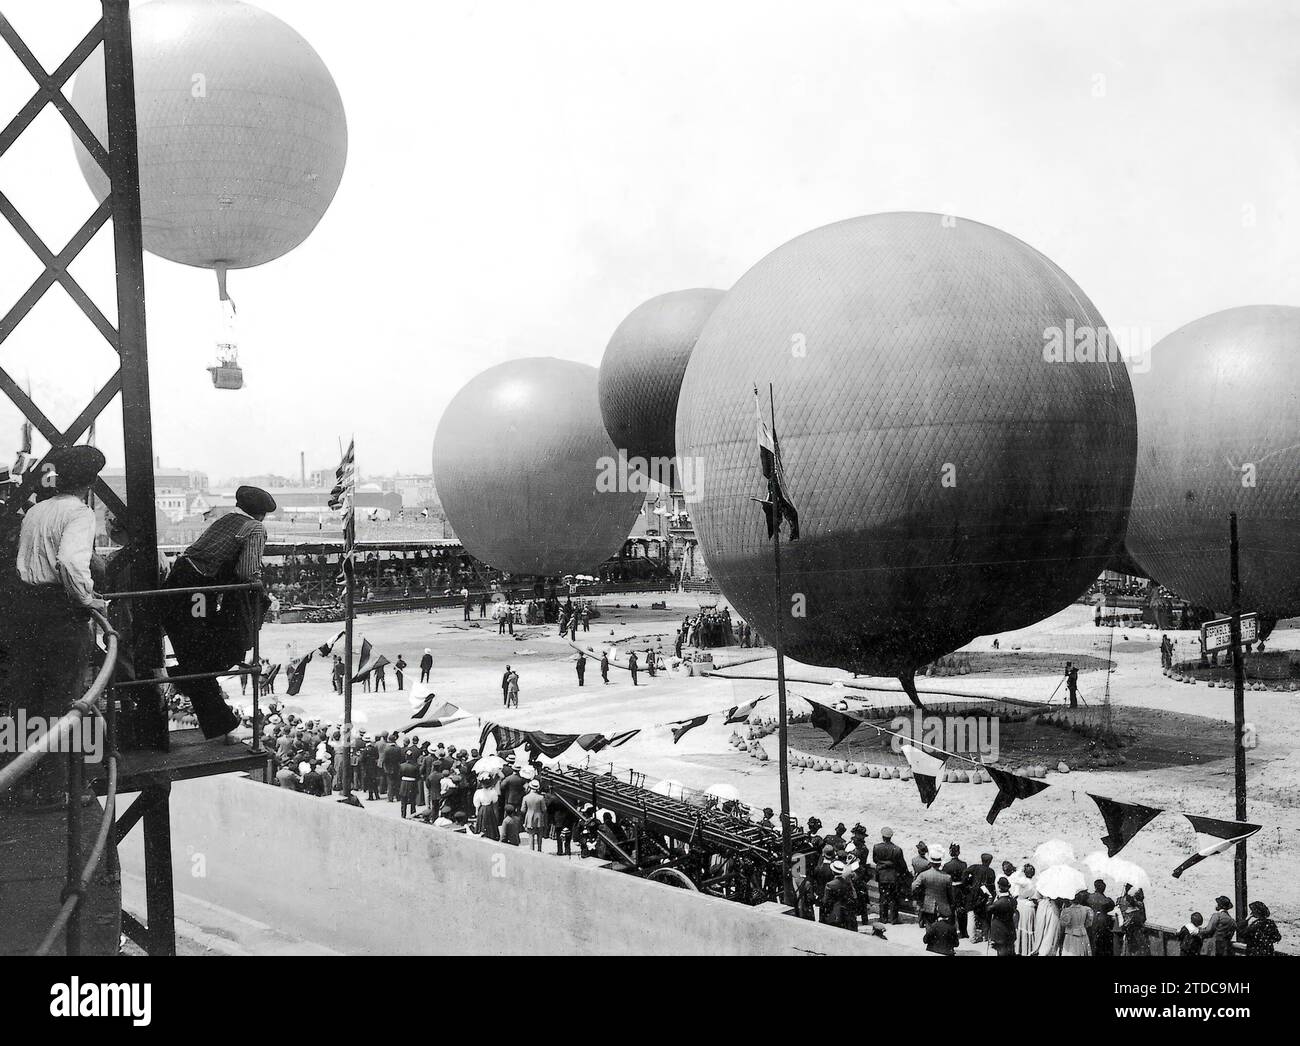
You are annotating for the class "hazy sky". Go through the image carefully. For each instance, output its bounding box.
[1,0,1296,482]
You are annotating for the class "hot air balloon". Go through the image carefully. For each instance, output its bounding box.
[433,358,644,577]
[1126,305,1300,624]
[675,212,1137,704]
[598,288,725,484]
[70,0,348,388]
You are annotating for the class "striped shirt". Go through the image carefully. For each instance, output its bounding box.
[181,509,266,581]
[15,494,97,606]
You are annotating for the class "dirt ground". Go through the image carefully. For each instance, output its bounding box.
[238,596,1300,951]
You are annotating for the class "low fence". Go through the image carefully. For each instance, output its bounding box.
[117,774,915,957]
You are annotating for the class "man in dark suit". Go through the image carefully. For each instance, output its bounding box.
[963,852,997,943]
[381,738,402,802]
[501,664,512,706]
[943,843,970,938]
[871,827,907,924]
[923,913,960,955]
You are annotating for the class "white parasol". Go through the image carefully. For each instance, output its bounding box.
[1035,864,1086,899]
[1032,839,1077,870]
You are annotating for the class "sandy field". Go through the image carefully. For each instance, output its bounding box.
[239,595,1300,950]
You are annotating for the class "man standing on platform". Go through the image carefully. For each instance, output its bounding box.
[161,485,274,739]
[9,446,108,805]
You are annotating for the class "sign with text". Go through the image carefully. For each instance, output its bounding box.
[1201,613,1258,653]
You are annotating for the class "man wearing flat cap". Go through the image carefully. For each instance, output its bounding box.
[8,446,107,803]
[160,485,275,738]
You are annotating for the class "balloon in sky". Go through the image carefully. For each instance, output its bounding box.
[676,212,1137,701]
[1126,305,1300,622]
[433,358,644,577]
[71,0,348,275]
[598,289,725,473]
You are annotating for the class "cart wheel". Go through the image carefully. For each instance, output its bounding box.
[647,867,698,891]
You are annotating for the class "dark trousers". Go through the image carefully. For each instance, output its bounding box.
[463,605,471,620]
[577,669,585,686]
[160,558,243,739]
[877,879,901,923]
[952,894,969,937]
[386,772,399,800]
[3,586,93,799]
[420,668,430,683]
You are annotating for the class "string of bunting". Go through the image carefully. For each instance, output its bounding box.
[803,696,1263,878]
[478,696,769,763]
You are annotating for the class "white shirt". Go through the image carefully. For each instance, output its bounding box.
[16,494,97,607]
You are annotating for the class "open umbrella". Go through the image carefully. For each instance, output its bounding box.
[1032,839,1077,870]
[1035,864,1086,900]
[473,754,505,775]
[1083,852,1151,893]
[703,783,741,803]
[650,778,684,799]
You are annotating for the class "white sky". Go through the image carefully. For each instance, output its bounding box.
[1,0,1296,482]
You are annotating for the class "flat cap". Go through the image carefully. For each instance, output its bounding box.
[42,445,106,491]
[236,485,276,515]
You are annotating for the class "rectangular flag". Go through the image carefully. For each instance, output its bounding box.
[753,385,800,540]
[901,743,947,808]
[576,730,640,753]
[329,439,356,556]
[286,653,313,696]
[1171,815,1262,879]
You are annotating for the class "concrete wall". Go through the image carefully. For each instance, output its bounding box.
[118,775,915,956]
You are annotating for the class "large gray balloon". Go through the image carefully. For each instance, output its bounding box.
[433,358,644,577]
[598,289,725,466]
[1127,305,1300,620]
[676,212,1136,698]
[71,0,347,271]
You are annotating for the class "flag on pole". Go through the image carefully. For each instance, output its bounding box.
[1088,794,1164,857]
[328,438,356,557]
[1170,815,1262,878]
[286,654,312,696]
[901,743,948,807]
[753,384,800,540]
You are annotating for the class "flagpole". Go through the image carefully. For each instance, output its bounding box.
[769,383,795,907]
[1228,513,1248,919]
[339,439,356,800]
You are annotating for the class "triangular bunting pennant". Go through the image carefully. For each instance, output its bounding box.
[400,701,470,733]
[901,743,947,808]
[807,698,861,748]
[349,638,374,683]
[985,765,1051,824]
[669,715,708,744]
[724,698,763,724]
[1088,793,1164,857]
[1171,815,1262,879]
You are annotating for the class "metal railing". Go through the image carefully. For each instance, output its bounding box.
[2,579,267,955]
[0,608,119,956]
[99,580,265,753]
